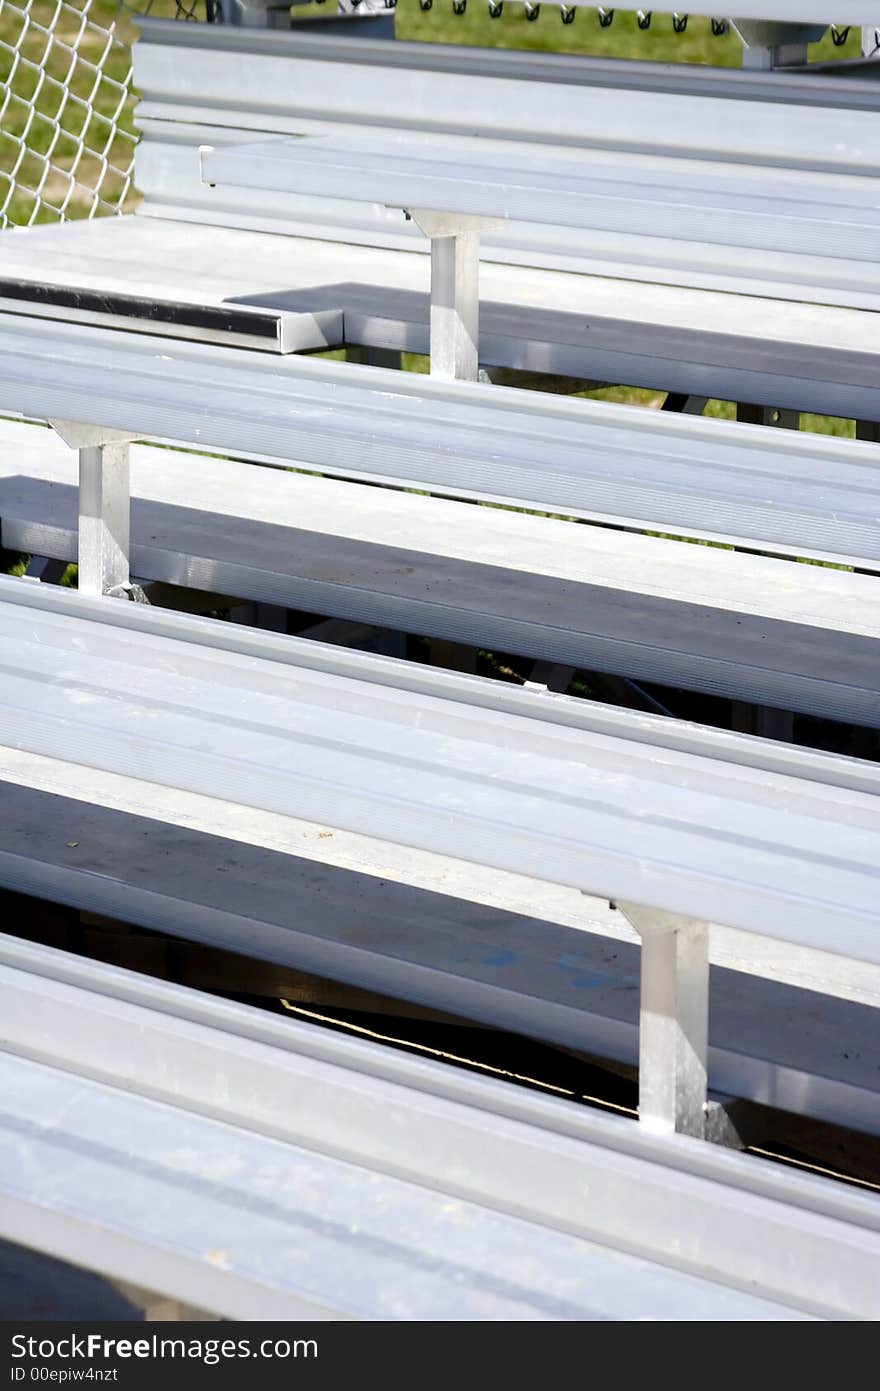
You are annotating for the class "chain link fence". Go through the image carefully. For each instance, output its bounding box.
[0,0,203,229]
[1,1,869,231]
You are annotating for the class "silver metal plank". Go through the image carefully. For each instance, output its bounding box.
[201,136,880,264]
[5,931,877,1237]
[135,150,880,315]
[7,1053,794,1322]
[2,317,880,567]
[6,216,879,414]
[125,21,880,326]
[12,214,876,330]
[0,574,878,963]
[135,19,880,112]
[4,742,877,1015]
[3,422,880,728]
[341,288,880,417]
[1,778,877,1137]
[0,938,877,1319]
[135,20,880,174]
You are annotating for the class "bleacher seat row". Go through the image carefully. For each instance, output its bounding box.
[3,931,878,1320]
[3,751,878,1146]
[3,416,880,733]
[2,18,879,417]
[3,316,880,567]
[2,573,879,1143]
[198,127,880,381]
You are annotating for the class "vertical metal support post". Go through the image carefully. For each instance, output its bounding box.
[618,902,709,1139]
[429,638,477,673]
[49,421,137,599]
[78,442,131,598]
[409,210,504,382]
[429,231,480,382]
[731,702,795,741]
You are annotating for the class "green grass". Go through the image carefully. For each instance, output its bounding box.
[301,0,861,65]
[296,2,744,62]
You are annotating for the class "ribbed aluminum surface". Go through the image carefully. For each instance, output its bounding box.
[1,576,878,963]
[136,20,880,175]
[1,776,878,1137]
[2,317,880,567]
[201,136,880,264]
[131,21,880,316]
[2,937,879,1319]
[12,1050,788,1322]
[3,420,880,730]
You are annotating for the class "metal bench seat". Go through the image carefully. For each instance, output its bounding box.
[199,129,880,381]
[4,576,876,960]
[3,316,880,586]
[201,133,880,267]
[3,418,880,730]
[9,1050,791,1322]
[4,19,880,413]
[4,12,880,1325]
[4,937,877,1319]
[1,773,877,1139]
[1,574,879,1139]
[4,216,877,419]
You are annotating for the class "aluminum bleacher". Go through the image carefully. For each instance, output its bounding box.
[1,3,879,1323]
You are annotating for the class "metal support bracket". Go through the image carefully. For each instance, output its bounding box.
[732,702,795,742]
[408,210,504,382]
[617,902,709,1139]
[49,420,138,600]
[23,556,69,586]
[524,661,575,694]
[662,393,709,415]
[736,404,800,429]
[732,19,825,69]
